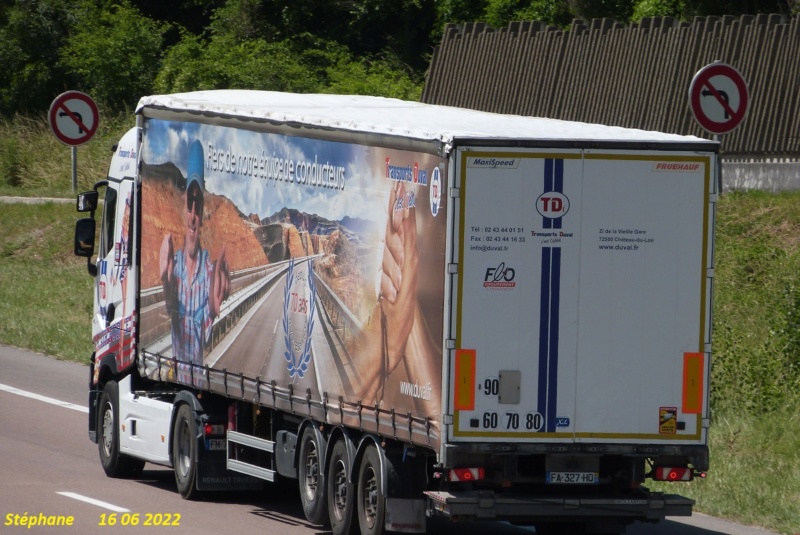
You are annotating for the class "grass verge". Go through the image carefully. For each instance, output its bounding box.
[0,111,131,198]
[652,410,800,534]
[0,202,94,361]
[1,131,800,532]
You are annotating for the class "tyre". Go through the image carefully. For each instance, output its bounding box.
[357,445,385,535]
[299,426,328,525]
[98,380,145,478]
[172,404,199,499]
[327,438,357,535]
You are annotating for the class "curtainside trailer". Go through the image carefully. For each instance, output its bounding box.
[74,90,717,535]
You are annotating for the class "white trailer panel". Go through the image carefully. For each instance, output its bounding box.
[450,148,713,445]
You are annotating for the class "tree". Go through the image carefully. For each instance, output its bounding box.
[60,0,166,109]
[485,0,574,27]
[570,0,634,22]
[0,0,77,116]
[631,0,683,20]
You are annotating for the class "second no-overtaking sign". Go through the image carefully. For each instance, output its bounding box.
[49,91,99,146]
[689,62,749,135]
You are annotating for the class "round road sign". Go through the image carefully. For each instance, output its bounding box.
[688,62,748,135]
[49,91,99,146]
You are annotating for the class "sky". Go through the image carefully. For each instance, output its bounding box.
[142,118,394,224]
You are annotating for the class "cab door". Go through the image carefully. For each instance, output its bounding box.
[93,128,139,374]
[93,179,136,373]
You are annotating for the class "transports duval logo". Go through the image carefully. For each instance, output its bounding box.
[283,258,316,380]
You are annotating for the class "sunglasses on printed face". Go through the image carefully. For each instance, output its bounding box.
[187,185,204,216]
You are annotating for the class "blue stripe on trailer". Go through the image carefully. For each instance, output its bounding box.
[537,159,564,432]
[546,247,561,432]
[537,247,552,424]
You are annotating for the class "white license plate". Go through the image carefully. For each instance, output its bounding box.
[546,472,599,484]
[208,439,226,451]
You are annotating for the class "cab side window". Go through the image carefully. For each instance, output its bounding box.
[99,187,117,259]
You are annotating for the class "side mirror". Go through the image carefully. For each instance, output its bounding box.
[77,190,99,213]
[75,218,98,277]
[74,218,96,258]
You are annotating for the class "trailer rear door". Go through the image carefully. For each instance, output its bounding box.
[448,147,714,446]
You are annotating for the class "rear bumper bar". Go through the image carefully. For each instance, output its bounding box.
[424,490,694,523]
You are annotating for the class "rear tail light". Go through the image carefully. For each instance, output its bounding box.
[447,468,485,482]
[203,423,225,437]
[652,467,693,482]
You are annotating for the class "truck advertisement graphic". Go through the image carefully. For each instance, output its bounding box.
[454,150,711,444]
[137,118,447,444]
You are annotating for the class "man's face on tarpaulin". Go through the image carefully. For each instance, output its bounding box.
[185,182,203,260]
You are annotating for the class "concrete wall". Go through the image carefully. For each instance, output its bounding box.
[723,158,800,191]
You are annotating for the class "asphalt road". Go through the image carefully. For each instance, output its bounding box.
[0,344,779,535]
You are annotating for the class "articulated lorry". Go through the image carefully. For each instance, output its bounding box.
[74,90,717,535]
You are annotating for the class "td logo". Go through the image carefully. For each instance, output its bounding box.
[536,192,570,219]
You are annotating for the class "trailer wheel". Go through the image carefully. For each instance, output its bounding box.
[172,404,199,500]
[327,438,357,535]
[357,445,385,535]
[98,380,145,478]
[299,426,328,525]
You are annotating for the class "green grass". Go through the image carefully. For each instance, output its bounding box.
[1,115,800,533]
[0,202,94,361]
[0,110,132,197]
[652,411,800,534]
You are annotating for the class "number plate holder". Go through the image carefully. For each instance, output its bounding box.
[546,471,599,484]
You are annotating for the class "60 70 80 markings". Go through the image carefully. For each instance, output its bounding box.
[482,411,544,431]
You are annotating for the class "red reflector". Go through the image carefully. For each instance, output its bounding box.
[448,468,485,482]
[654,467,693,482]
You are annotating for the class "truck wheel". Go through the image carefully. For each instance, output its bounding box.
[327,438,357,535]
[172,404,199,500]
[98,380,145,478]
[357,445,385,535]
[299,426,328,525]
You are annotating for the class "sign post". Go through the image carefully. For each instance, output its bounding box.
[48,91,99,192]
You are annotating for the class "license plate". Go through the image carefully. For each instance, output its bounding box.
[546,472,599,484]
[208,439,226,451]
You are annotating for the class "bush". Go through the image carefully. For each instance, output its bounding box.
[0,132,23,187]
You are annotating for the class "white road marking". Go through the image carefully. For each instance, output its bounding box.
[57,492,130,512]
[0,383,88,413]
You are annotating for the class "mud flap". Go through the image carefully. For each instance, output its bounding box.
[385,498,426,533]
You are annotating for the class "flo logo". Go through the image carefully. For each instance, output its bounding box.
[484,262,516,289]
[536,192,570,219]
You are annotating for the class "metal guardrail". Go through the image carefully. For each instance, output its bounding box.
[313,274,363,347]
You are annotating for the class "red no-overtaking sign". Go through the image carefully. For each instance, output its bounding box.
[49,91,99,146]
[689,62,749,135]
